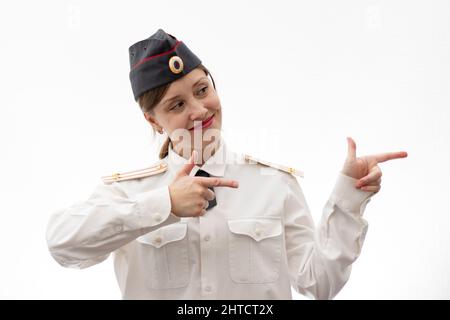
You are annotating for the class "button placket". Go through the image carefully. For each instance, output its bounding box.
[199,212,216,297]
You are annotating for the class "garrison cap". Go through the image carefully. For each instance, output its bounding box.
[128,29,202,101]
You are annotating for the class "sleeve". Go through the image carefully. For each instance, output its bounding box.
[283,172,374,300]
[46,181,180,269]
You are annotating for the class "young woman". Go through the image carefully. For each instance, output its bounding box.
[46,29,407,299]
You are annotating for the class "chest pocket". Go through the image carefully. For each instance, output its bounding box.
[136,223,190,289]
[227,218,282,284]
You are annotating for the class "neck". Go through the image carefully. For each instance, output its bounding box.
[172,138,221,166]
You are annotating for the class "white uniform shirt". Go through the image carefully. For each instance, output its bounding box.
[46,138,373,300]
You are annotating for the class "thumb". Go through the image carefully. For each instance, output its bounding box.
[346,136,356,161]
[177,150,197,178]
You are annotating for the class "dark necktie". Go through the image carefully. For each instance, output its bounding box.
[194,169,217,210]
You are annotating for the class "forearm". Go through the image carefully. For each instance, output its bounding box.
[46,184,180,268]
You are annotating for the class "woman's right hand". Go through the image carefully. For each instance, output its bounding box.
[168,150,239,217]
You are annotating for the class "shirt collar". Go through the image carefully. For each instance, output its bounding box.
[167,137,228,177]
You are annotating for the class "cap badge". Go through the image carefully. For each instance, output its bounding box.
[168,56,184,74]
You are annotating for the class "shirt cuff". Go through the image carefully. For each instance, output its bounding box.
[134,186,180,228]
[330,172,374,216]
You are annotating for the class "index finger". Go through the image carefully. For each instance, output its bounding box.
[195,177,239,188]
[374,151,408,163]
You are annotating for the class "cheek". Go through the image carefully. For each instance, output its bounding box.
[166,116,185,131]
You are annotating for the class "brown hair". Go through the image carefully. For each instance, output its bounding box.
[137,64,216,159]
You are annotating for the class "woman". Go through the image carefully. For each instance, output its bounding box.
[46,29,408,299]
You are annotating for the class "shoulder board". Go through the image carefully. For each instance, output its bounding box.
[101,161,168,184]
[243,154,304,178]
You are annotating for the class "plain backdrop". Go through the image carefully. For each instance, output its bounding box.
[1,0,449,299]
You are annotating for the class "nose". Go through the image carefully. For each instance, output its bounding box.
[189,100,208,121]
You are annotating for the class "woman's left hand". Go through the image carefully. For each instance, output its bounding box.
[341,137,408,193]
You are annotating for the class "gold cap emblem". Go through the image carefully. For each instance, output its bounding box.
[168,56,184,74]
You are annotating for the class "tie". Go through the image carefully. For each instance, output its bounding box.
[194,169,217,210]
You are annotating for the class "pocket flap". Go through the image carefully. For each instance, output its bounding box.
[137,223,187,248]
[227,218,282,241]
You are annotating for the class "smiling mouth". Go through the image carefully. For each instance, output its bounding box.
[189,114,215,131]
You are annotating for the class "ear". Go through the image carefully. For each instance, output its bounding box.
[144,112,162,132]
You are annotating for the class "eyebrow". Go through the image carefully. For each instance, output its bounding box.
[162,77,208,105]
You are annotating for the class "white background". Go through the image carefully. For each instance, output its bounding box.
[1,0,449,299]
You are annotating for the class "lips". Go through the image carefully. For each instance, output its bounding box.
[189,114,215,131]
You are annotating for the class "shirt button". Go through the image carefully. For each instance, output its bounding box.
[115,225,123,233]
[204,285,212,292]
[154,213,162,222]
[255,228,262,237]
[153,236,162,245]
[204,235,211,242]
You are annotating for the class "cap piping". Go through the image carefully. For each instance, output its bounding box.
[131,40,182,70]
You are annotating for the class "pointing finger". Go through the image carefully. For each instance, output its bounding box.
[374,151,408,163]
[196,177,239,188]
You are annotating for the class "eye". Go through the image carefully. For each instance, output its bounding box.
[170,101,184,111]
[198,86,208,95]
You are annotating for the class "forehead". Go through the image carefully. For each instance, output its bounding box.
[166,68,206,93]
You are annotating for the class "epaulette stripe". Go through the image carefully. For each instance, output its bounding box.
[102,168,166,183]
[102,167,166,184]
[106,163,166,177]
[101,163,166,179]
[244,154,304,178]
[103,167,165,181]
[101,163,167,184]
